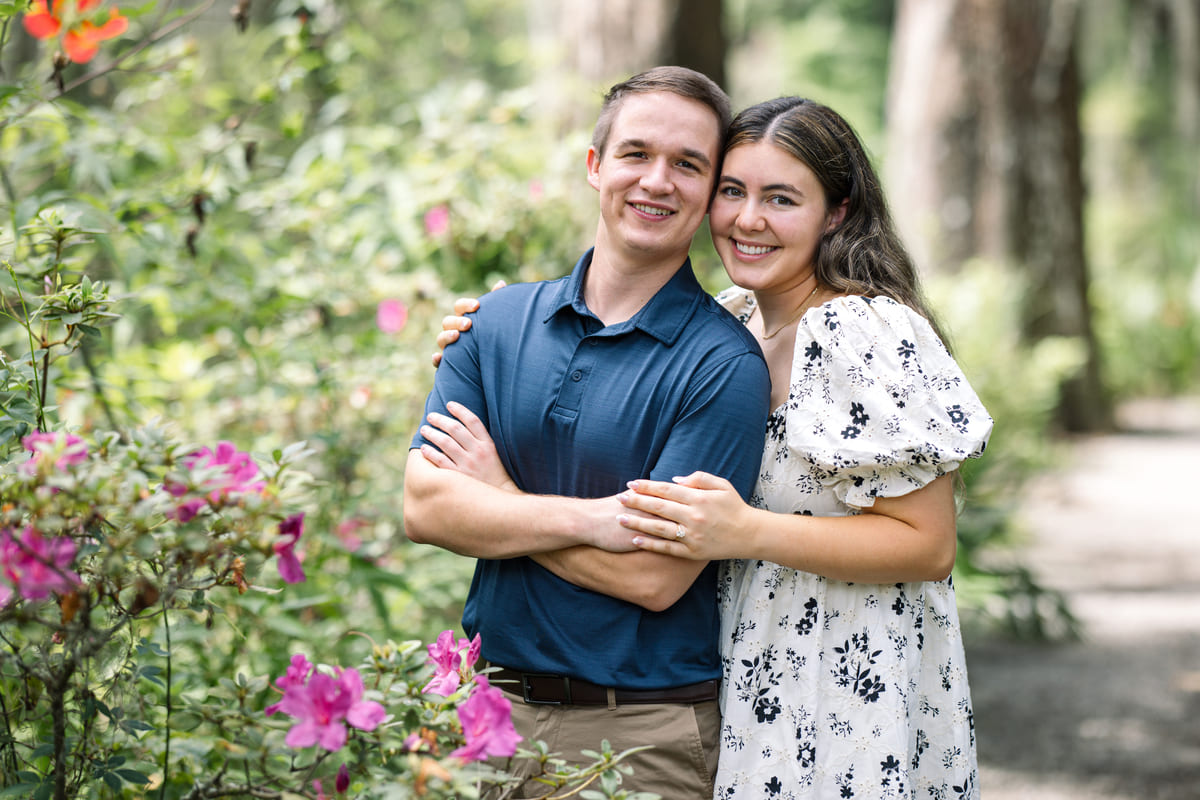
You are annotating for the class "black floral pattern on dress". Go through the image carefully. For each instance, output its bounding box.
[794,597,818,636]
[832,630,887,702]
[737,646,784,724]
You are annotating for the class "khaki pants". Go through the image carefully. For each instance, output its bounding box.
[488,696,720,800]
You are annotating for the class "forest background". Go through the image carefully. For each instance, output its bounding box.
[1,0,1197,797]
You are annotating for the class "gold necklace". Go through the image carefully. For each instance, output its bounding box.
[759,284,822,340]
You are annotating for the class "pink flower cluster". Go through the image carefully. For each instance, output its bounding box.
[0,526,80,606]
[21,431,88,478]
[265,654,386,752]
[449,675,522,762]
[421,630,521,762]
[422,630,481,696]
[376,299,408,334]
[423,205,450,237]
[274,513,306,584]
[164,441,266,522]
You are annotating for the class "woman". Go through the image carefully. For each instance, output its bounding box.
[424,97,991,799]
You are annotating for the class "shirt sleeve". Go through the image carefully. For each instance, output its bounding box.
[785,296,993,508]
[409,308,487,451]
[648,349,771,502]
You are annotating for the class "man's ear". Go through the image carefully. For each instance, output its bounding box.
[826,198,849,233]
[586,146,601,192]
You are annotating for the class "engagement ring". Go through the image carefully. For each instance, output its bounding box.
[675,525,686,541]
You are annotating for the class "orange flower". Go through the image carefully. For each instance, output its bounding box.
[22,1,61,39]
[22,0,128,64]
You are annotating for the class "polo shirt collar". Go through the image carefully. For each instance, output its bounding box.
[546,248,704,346]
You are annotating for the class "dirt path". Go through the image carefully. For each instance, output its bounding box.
[966,397,1200,799]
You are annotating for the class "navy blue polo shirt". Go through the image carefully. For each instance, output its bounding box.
[411,249,769,689]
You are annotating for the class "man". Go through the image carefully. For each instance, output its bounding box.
[403,66,769,799]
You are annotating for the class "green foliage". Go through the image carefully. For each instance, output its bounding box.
[929,261,1085,639]
[0,423,654,796]
[1082,76,1200,398]
[0,1,641,796]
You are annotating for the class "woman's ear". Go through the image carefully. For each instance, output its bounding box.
[826,198,849,232]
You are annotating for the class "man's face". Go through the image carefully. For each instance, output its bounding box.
[586,91,721,267]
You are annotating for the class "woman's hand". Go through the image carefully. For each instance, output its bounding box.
[617,471,757,561]
[419,401,518,492]
[431,280,507,367]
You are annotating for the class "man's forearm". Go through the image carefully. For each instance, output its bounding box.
[402,450,620,559]
[531,547,707,613]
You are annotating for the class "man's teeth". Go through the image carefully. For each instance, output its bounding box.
[632,204,672,216]
[736,241,775,255]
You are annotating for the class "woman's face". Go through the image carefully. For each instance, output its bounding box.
[709,141,844,298]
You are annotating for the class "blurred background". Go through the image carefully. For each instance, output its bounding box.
[1,0,1197,793]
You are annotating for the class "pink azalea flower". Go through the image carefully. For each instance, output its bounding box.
[423,205,450,237]
[170,497,207,523]
[422,629,481,696]
[21,431,88,476]
[334,518,366,552]
[0,526,80,603]
[265,660,385,752]
[450,676,522,762]
[275,653,314,692]
[274,513,306,584]
[164,441,265,520]
[376,299,408,334]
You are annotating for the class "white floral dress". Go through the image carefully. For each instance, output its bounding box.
[713,290,993,800]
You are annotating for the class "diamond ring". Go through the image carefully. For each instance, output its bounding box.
[675,525,686,541]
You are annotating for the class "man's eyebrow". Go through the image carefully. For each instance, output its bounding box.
[614,138,713,170]
[681,148,713,170]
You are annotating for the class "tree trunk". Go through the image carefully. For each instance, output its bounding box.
[887,0,1110,431]
[1167,0,1200,210]
[526,0,728,129]
[662,0,727,89]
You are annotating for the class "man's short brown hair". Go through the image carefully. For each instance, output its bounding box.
[591,66,731,159]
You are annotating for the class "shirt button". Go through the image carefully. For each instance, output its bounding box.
[571,370,583,381]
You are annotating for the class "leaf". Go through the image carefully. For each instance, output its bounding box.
[115,769,150,785]
[102,772,122,791]
[166,711,204,731]
[119,719,155,733]
[0,786,41,799]
[30,743,54,759]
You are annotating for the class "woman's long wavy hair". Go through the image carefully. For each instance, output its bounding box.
[726,97,950,345]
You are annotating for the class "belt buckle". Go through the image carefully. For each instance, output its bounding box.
[521,672,572,705]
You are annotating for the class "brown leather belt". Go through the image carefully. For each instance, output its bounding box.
[487,666,719,706]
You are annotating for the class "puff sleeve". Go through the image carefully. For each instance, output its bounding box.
[784,296,992,508]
